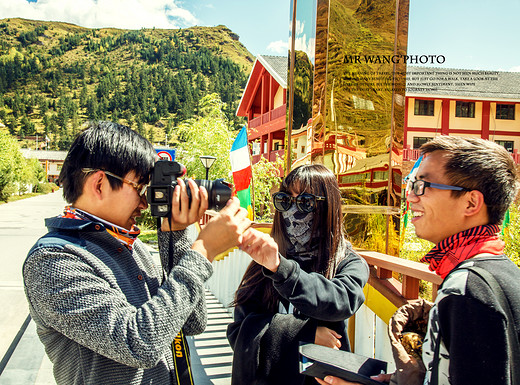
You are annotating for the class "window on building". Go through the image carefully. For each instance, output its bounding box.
[413,137,432,149]
[495,140,514,153]
[455,101,475,118]
[301,146,305,153]
[414,100,434,116]
[496,104,515,120]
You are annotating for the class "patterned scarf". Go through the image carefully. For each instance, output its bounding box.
[421,224,504,279]
[62,206,140,250]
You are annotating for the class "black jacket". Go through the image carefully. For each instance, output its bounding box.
[423,254,520,385]
[227,245,369,385]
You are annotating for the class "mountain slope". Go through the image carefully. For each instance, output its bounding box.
[0,18,255,149]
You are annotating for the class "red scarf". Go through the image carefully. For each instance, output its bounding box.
[62,206,140,250]
[421,224,504,279]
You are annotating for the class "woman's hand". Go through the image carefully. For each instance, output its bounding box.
[314,326,341,350]
[239,228,280,272]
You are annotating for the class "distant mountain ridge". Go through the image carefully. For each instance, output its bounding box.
[0,17,255,149]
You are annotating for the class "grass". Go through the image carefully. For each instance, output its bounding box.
[138,229,158,245]
[0,192,44,204]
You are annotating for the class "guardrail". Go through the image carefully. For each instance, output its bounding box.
[248,104,287,129]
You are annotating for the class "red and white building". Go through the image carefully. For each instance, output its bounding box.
[236,55,287,165]
[404,66,520,164]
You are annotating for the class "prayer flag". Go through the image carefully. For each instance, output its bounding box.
[230,127,254,220]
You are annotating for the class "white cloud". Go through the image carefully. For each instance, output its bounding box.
[267,40,288,54]
[295,34,315,63]
[0,0,198,30]
[295,20,305,36]
[509,65,520,72]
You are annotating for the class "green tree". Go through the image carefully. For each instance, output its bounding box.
[0,132,25,201]
[504,203,520,267]
[175,94,233,180]
[251,155,284,222]
[18,157,43,194]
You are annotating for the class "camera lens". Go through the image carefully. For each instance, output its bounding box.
[191,179,232,211]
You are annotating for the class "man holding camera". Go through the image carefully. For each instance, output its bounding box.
[23,121,251,384]
[316,136,520,385]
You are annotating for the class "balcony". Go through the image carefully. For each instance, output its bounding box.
[249,104,287,129]
[251,149,285,164]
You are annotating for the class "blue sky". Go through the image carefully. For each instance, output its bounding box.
[408,0,520,72]
[1,0,519,71]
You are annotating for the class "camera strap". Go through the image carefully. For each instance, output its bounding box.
[172,330,195,385]
[159,218,195,385]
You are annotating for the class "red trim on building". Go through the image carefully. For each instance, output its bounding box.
[237,57,287,167]
[406,127,441,133]
[481,101,490,139]
[490,130,520,137]
[404,97,409,148]
[441,100,450,135]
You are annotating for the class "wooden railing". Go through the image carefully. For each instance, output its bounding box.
[248,104,287,129]
[251,149,285,164]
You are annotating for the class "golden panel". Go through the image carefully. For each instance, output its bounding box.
[287,0,410,255]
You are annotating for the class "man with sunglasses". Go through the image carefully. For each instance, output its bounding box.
[23,121,250,384]
[317,136,520,385]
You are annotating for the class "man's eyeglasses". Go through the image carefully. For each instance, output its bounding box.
[272,192,326,213]
[82,168,148,197]
[406,178,470,197]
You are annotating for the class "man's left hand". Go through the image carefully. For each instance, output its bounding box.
[161,178,209,231]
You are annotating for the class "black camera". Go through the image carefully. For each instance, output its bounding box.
[147,160,233,217]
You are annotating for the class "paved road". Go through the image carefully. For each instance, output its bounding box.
[0,192,67,362]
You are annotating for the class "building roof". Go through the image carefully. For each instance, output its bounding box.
[21,149,68,161]
[258,55,288,88]
[406,66,520,102]
[236,55,288,117]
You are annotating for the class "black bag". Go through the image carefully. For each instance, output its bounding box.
[299,343,388,385]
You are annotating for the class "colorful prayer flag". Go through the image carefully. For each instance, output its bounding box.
[230,126,254,220]
[403,155,424,231]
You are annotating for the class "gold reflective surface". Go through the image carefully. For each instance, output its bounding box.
[287,0,409,255]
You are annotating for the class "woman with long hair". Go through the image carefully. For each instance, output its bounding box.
[227,164,369,385]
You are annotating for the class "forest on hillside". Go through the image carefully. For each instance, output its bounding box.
[0,19,254,150]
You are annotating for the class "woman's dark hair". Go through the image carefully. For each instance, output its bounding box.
[233,164,345,312]
[59,121,156,204]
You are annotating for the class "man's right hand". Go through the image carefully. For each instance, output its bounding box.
[315,373,392,385]
[191,197,251,262]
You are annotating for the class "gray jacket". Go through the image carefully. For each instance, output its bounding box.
[23,216,212,384]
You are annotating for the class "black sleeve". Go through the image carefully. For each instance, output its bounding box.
[227,303,317,385]
[264,250,369,322]
[437,294,509,385]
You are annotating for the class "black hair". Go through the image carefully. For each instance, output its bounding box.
[233,164,345,312]
[59,121,156,204]
[420,136,519,224]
